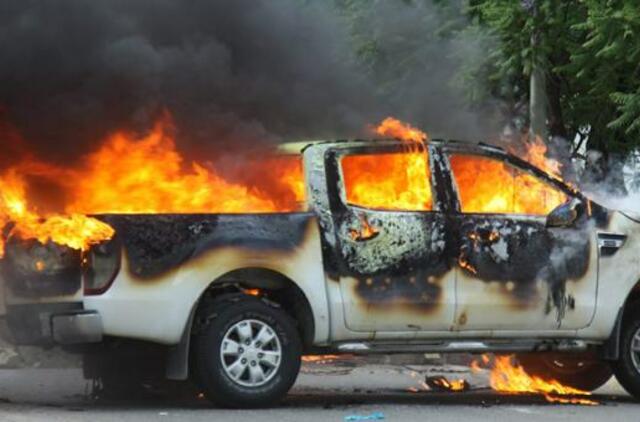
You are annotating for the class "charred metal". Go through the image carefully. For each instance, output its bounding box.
[1,238,81,297]
[95,213,315,279]
[309,139,599,321]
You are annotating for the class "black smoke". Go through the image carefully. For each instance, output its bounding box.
[0,0,499,163]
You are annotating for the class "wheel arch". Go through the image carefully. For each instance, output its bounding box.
[202,267,316,348]
[165,266,316,380]
[623,282,640,317]
[602,279,640,360]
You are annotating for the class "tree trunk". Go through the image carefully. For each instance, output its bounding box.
[529,66,548,141]
[546,72,568,139]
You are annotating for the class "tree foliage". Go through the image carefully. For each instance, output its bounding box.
[468,0,640,155]
[334,0,640,159]
[572,1,640,151]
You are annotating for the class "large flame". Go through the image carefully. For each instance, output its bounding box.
[342,117,432,211]
[0,114,305,256]
[344,117,564,215]
[342,151,432,211]
[0,168,115,256]
[0,115,567,257]
[450,150,566,215]
[471,354,597,405]
[68,117,305,214]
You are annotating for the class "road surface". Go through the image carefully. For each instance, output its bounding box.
[0,357,637,421]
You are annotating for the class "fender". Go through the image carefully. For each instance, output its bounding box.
[165,300,198,380]
[601,307,624,360]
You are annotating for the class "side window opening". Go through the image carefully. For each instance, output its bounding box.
[340,150,433,211]
[448,154,567,215]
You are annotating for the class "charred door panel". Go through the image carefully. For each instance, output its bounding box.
[458,217,553,288]
[318,144,457,333]
[335,208,455,331]
[455,214,596,330]
[1,239,81,298]
[444,151,598,331]
[96,213,316,279]
[454,215,595,330]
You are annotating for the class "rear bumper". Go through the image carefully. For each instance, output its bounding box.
[2,303,103,345]
[51,311,103,344]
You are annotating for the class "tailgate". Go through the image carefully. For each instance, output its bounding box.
[0,239,99,345]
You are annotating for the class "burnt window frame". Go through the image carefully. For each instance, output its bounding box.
[437,142,582,217]
[324,142,448,215]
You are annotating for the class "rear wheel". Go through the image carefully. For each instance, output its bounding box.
[613,313,640,399]
[191,295,301,408]
[516,352,612,392]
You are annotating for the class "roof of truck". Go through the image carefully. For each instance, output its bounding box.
[276,138,507,155]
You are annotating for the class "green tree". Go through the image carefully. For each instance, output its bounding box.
[468,0,640,152]
[466,1,587,139]
[567,1,640,154]
[334,0,640,185]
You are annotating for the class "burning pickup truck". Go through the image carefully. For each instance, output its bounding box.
[1,121,640,407]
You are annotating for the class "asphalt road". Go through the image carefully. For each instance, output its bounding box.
[0,358,637,421]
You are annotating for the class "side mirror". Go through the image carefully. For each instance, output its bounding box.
[546,199,580,228]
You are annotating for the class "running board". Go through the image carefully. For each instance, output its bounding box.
[335,339,589,354]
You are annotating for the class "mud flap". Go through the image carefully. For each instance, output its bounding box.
[165,301,199,380]
[602,307,623,360]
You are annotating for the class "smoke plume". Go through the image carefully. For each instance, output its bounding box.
[0,0,498,164]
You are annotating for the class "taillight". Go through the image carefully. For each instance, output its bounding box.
[2,239,81,297]
[83,239,120,295]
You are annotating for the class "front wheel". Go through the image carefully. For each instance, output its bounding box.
[613,313,640,399]
[516,352,612,392]
[191,296,302,408]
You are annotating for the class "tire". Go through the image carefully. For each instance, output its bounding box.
[515,352,612,392]
[613,313,640,399]
[191,295,302,408]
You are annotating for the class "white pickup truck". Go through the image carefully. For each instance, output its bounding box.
[1,139,640,407]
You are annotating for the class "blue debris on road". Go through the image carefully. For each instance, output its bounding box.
[344,412,385,421]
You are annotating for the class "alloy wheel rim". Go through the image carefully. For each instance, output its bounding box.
[220,319,282,387]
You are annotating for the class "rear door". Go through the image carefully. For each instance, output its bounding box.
[322,144,457,332]
[443,151,598,331]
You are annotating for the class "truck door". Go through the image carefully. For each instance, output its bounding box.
[321,144,456,333]
[444,152,598,331]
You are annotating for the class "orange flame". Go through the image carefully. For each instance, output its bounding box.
[450,137,567,215]
[0,114,305,256]
[0,115,567,258]
[68,117,305,214]
[348,117,564,215]
[427,376,469,392]
[0,169,115,256]
[243,288,261,297]
[340,117,431,211]
[471,354,597,405]
[458,255,478,274]
[342,151,432,211]
[301,355,340,364]
[375,117,428,144]
[522,136,562,178]
[349,214,379,241]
